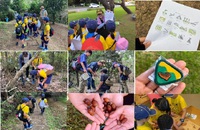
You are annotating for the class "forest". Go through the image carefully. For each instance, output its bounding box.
[1,92,67,130]
[1,51,67,100]
[68,51,134,93]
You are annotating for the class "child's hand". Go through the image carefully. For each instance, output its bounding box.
[69,93,105,124]
[85,122,100,130]
[104,105,134,130]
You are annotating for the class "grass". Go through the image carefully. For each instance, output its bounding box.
[135,51,200,94]
[68,6,135,50]
[1,117,18,130]
[66,101,91,130]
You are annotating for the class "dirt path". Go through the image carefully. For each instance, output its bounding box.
[15,98,49,130]
[0,21,67,50]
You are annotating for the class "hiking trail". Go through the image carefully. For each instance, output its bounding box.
[15,98,49,130]
[0,20,67,50]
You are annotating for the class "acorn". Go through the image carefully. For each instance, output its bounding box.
[83,98,91,106]
[107,105,112,112]
[103,98,110,103]
[92,99,98,107]
[111,103,116,110]
[121,118,128,124]
[87,108,95,116]
[119,114,125,121]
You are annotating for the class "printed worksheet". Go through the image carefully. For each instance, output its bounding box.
[146,1,200,50]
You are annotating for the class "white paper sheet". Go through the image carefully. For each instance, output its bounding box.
[70,36,82,50]
[146,1,200,51]
[105,11,114,22]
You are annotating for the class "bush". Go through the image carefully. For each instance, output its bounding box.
[87,7,104,11]
[68,11,77,14]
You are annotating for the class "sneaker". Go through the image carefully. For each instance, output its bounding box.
[39,45,44,49]
[86,89,92,93]
[36,87,42,90]
[26,78,30,82]
[16,42,18,46]
[32,80,35,85]
[42,48,48,52]
[27,124,33,129]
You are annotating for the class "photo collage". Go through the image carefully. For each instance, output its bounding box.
[0,0,200,130]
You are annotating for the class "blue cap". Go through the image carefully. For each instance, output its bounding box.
[24,13,28,17]
[22,97,29,103]
[79,19,86,28]
[86,20,98,30]
[33,13,36,17]
[17,15,22,20]
[68,29,74,36]
[85,18,90,23]
[43,17,49,22]
[41,93,45,98]
[29,13,33,17]
[30,70,38,75]
[135,105,156,120]
[69,21,78,29]
[106,20,116,31]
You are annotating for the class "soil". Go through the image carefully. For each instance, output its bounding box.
[0,21,67,50]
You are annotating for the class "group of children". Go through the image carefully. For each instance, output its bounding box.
[68,9,128,51]
[16,93,48,130]
[19,52,53,92]
[15,13,51,51]
[135,94,187,130]
[73,50,132,93]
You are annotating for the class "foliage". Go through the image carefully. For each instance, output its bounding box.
[43,0,67,24]
[10,0,30,14]
[135,51,200,94]
[28,0,42,15]
[0,0,14,21]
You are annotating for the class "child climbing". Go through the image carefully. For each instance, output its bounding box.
[38,93,48,115]
[16,97,33,130]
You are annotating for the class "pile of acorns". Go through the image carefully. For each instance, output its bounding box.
[83,98,98,116]
[83,98,127,125]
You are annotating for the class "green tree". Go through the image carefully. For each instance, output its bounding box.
[28,0,42,15]
[10,0,29,13]
[43,0,67,24]
[0,0,13,21]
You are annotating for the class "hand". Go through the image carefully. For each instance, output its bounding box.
[135,59,189,94]
[93,73,97,77]
[139,37,151,49]
[83,69,87,73]
[177,121,182,127]
[85,122,100,130]
[69,93,105,124]
[104,105,134,130]
[101,94,127,107]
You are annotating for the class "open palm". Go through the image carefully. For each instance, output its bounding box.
[101,94,127,107]
[69,93,105,124]
[104,105,134,130]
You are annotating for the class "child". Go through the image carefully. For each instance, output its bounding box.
[165,94,187,127]
[30,66,53,92]
[68,29,74,50]
[16,97,33,130]
[96,68,111,93]
[149,97,171,129]
[15,15,26,48]
[69,20,78,39]
[23,13,29,40]
[82,20,108,50]
[32,13,38,37]
[105,20,119,50]
[38,93,48,115]
[40,17,50,51]
[28,13,33,36]
[77,18,88,42]
[135,105,155,130]
[157,114,179,130]
[27,93,36,113]
[112,62,130,93]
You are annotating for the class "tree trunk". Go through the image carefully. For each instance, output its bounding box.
[108,0,115,11]
[5,52,41,90]
[99,0,110,10]
[114,0,133,14]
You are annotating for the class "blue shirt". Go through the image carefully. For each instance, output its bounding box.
[80,53,88,71]
[87,62,99,73]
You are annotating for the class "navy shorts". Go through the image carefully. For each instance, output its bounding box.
[16,34,25,40]
[45,74,52,84]
[32,24,37,31]
[41,35,49,44]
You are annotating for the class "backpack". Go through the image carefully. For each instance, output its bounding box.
[16,23,23,35]
[16,105,26,121]
[123,66,132,76]
[50,27,54,37]
[82,34,104,50]
[72,56,82,71]
[39,99,45,108]
[38,64,54,75]
[116,37,129,50]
